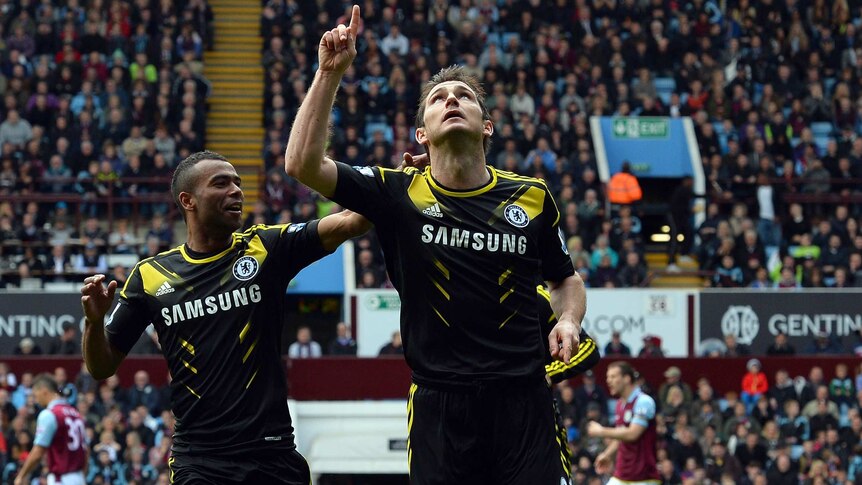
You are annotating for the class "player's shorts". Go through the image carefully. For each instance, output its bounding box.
[47,471,85,485]
[608,478,662,485]
[407,378,569,485]
[168,448,311,484]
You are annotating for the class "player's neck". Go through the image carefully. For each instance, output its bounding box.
[186,228,233,254]
[428,146,489,189]
[621,386,636,401]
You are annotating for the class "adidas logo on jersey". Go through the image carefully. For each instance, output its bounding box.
[422,203,443,218]
[155,282,175,296]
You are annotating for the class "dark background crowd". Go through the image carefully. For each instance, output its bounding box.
[0,0,212,290]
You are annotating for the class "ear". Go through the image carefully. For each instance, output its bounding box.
[483,119,494,138]
[178,191,195,214]
[415,126,427,146]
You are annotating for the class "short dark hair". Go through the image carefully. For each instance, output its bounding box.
[32,373,59,393]
[415,65,492,154]
[171,150,229,220]
[608,361,637,382]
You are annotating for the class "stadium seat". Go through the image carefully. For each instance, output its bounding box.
[810,121,833,137]
[654,77,675,105]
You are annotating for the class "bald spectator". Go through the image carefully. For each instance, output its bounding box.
[126,370,160,413]
[329,322,357,356]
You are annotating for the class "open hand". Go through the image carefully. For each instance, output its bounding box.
[80,274,117,324]
[318,5,360,74]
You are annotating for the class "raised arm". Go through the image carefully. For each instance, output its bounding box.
[81,274,126,379]
[284,5,361,197]
[317,209,372,251]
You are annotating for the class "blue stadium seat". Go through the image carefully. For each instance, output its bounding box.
[654,77,675,105]
[811,121,833,137]
[365,123,394,145]
[501,32,520,48]
[824,77,837,97]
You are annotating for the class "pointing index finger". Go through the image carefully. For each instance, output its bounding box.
[349,5,360,38]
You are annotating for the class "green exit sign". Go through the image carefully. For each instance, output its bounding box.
[612,117,669,139]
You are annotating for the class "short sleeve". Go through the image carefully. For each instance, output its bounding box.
[332,161,405,223]
[538,185,575,282]
[33,409,58,447]
[271,219,331,281]
[106,265,153,354]
[632,394,656,427]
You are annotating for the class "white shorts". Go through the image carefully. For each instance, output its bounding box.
[47,471,86,485]
[608,478,661,485]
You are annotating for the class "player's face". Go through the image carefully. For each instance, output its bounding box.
[606,367,626,397]
[191,159,244,233]
[417,81,492,148]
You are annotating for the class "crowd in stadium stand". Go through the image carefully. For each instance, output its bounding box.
[0,0,212,290]
[255,0,862,290]
[554,353,862,485]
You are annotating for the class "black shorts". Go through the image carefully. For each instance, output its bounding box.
[407,379,570,485]
[168,448,311,484]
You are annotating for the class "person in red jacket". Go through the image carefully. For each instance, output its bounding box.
[741,358,768,413]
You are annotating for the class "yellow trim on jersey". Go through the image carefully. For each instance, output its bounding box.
[431,305,450,327]
[498,268,512,285]
[537,284,551,301]
[431,278,450,300]
[179,338,196,356]
[242,335,260,363]
[185,384,201,399]
[406,173,439,211]
[495,169,539,182]
[239,321,251,343]
[545,338,598,378]
[510,185,546,221]
[182,359,198,374]
[498,309,518,329]
[407,383,417,476]
[138,263,166,297]
[487,183,530,226]
[246,368,259,389]
[433,259,450,280]
[168,456,175,483]
[425,165,497,197]
[179,239,239,264]
[499,287,514,303]
[245,234,269,268]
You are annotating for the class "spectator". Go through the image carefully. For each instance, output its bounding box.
[804,331,844,355]
[378,331,403,356]
[14,337,42,355]
[603,331,631,357]
[740,358,768,413]
[765,332,796,355]
[573,370,608,418]
[638,335,664,358]
[288,326,322,359]
[126,370,160,414]
[659,366,693,406]
[0,110,32,149]
[606,162,643,210]
[828,363,855,412]
[723,334,751,357]
[328,322,357,356]
[48,322,80,355]
[616,251,647,287]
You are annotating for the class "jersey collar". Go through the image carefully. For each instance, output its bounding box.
[179,238,240,264]
[626,386,643,403]
[426,166,497,197]
[47,398,65,409]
